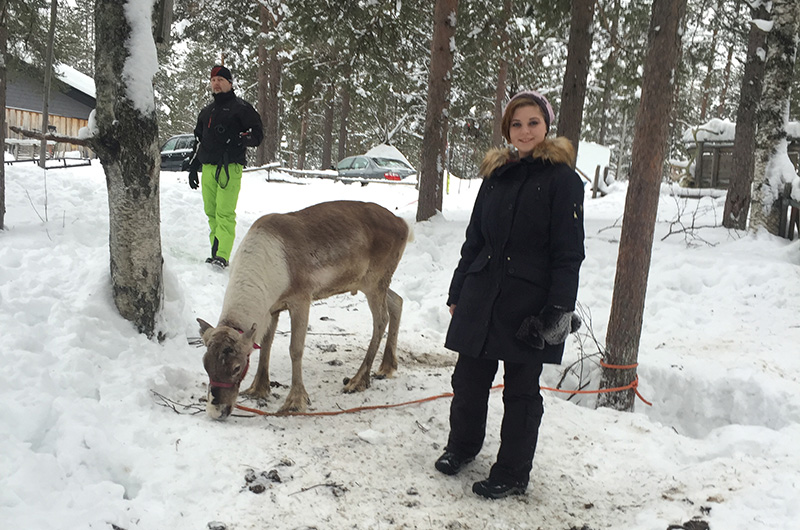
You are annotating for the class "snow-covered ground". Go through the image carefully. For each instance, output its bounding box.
[1,160,799,529]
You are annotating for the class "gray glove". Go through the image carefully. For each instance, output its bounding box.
[516,306,581,349]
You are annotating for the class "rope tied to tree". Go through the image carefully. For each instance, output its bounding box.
[228,362,651,417]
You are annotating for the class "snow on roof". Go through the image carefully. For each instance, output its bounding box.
[365,143,414,168]
[576,141,611,177]
[19,55,96,99]
[683,118,800,145]
[54,63,96,99]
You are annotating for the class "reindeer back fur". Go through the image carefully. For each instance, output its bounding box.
[254,201,410,302]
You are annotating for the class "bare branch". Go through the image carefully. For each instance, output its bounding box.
[10,125,92,147]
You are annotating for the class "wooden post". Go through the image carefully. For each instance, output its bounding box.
[710,145,721,188]
[695,141,704,187]
[779,182,792,238]
[153,0,173,50]
[592,165,601,198]
[39,0,57,169]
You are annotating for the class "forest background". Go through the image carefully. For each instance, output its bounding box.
[8,0,800,180]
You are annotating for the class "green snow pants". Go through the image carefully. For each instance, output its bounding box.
[201,162,243,261]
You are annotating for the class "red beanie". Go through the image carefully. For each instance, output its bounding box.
[210,65,232,82]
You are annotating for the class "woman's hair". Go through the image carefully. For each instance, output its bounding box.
[501,91,555,142]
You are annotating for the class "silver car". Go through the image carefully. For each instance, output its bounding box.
[335,155,416,181]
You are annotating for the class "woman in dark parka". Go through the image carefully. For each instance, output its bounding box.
[435,91,585,499]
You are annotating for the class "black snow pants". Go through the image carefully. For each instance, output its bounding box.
[445,353,544,486]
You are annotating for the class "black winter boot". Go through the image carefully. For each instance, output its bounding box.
[210,256,228,269]
[472,477,526,499]
[434,451,475,476]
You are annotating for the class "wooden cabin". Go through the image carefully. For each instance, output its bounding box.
[4,60,95,158]
[682,119,800,189]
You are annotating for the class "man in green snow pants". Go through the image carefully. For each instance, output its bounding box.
[188,65,263,269]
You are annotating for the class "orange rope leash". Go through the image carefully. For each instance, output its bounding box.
[234,386,498,417]
[234,360,651,416]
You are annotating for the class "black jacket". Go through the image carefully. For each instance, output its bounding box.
[445,137,585,364]
[191,89,263,168]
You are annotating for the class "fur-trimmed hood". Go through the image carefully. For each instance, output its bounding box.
[478,136,576,177]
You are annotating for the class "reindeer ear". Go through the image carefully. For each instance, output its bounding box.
[241,323,257,343]
[197,318,214,336]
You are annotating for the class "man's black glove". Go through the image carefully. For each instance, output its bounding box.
[516,306,582,350]
[188,168,199,189]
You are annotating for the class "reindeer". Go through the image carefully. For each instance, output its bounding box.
[197,200,412,420]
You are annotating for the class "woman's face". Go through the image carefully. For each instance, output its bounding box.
[508,104,547,158]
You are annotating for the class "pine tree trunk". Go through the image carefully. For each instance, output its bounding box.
[338,83,350,162]
[256,4,269,166]
[722,4,769,230]
[698,6,720,122]
[557,0,595,150]
[717,45,735,117]
[94,0,163,339]
[39,0,57,168]
[597,0,686,412]
[598,0,619,146]
[417,0,458,222]
[750,0,800,235]
[0,4,6,230]
[321,83,335,169]
[492,59,508,148]
[257,3,281,164]
[297,101,308,171]
[265,48,281,163]
[491,0,511,148]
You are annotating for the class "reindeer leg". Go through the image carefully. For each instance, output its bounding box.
[344,288,389,393]
[375,288,402,379]
[242,313,278,400]
[278,301,312,413]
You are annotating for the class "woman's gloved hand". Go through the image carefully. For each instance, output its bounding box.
[516,306,582,349]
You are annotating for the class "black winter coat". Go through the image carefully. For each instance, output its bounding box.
[191,89,264,168]
[445,137,585,364]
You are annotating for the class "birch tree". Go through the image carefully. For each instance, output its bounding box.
[94,0,163,338]
[597,0,687,412]
[750,0,800,234]
[417,0,458,222]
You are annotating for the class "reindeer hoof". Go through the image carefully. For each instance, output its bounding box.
[343,377,370,393]
[375,364,397,379]
[278,394,311,414]
[241,383,271,400]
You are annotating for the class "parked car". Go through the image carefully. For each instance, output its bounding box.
[335,155,416,182]
[160,133,194,171]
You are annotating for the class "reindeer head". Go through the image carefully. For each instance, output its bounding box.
[197,318,257,420]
